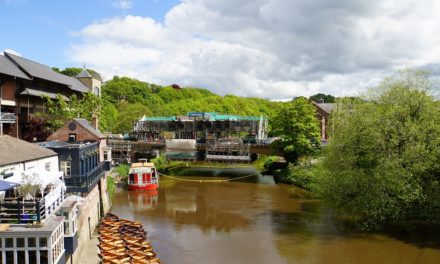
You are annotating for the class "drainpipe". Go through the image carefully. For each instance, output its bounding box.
[88,216,91,239]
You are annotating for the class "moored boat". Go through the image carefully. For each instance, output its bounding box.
[127,161,159,191]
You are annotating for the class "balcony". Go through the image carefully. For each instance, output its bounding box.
[64,162,105,193]
[0,198,46,224]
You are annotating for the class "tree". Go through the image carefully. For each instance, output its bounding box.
[41,92,102,132]
[309,93,335,103]
[112,101,153,134]
[271,97,320,163]
[316,70,440,228]
[58,67,103,80]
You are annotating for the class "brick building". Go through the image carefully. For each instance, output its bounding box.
[313,102,335,141]
[0,52,101,141]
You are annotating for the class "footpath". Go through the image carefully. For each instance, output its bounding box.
[79,231,100,264]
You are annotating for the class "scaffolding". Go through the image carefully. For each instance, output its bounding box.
[205,138,251,162]
[132,112,268,142]
[107,139,132,164]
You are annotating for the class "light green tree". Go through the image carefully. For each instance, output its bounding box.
[271,97,320,163]
[41,92,102,132]
[316,70,440,228]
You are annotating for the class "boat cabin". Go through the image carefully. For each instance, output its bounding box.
[127,163,158,191]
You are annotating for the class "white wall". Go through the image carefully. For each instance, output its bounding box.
[0,156,60,180]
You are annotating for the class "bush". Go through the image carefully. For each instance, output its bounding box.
[107,176,116,202]
[274,158,317,190]
[113,164,130,179]
[316,70,440,229]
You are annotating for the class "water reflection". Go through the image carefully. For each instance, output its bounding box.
[111,167,440,264]
[127,190,158,211]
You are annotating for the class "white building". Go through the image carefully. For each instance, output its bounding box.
[0,135,59,180]
[0,135,69,264]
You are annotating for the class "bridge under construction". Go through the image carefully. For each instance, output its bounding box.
[111,112,271,164]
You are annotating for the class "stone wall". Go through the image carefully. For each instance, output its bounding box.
[66,176,111,264]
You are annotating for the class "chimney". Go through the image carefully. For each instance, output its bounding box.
[92,114,98,130]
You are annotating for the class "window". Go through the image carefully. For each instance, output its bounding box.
[17,237,25,247]
[94,87,100,96]
[45,162,51,172]
[39,237,47,247]
[80,160,84,175]
[5,237,13,248]
[68,133,76,142]
[64,221,70,235]
[40,250,48,264]
[17,251,25,264]
[5,251,13,264]
[28,250,37,264]
[28,237,36,247]
[60,161,71,177]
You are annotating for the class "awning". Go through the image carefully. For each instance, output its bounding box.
[6,169,65,194]
[0,113,16,123]
[0,180,18,191]
[21,88,70,101]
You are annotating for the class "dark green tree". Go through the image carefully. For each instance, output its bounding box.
[309,93,335,103]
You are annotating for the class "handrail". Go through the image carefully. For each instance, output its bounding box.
[64,162,105,191]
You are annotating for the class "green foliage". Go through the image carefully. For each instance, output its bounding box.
[262,156,280,171]
[101,76,281,133]
[316,70,440,228]
[17,173,42,200]
[59,67,102,80]
[151,154,186,171]
[113,164,130,178]
[41,92,101,132]
[112,101,152,133]
[309,93,336,103]
[272,97,321,163]
[107,176,116,202]
[274,158,317,190]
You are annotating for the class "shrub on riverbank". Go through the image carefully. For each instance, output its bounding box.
[273,158,317,190]
[151,154,186,171]
[107,176,116,202]
[316,70,440,229]
[113,164,130,179]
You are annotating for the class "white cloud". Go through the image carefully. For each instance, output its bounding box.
[68,0,440,99]
[111,0,132,10]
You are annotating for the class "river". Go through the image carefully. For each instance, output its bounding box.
[111,167,440,264]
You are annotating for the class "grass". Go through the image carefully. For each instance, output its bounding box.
[107,176,116,202]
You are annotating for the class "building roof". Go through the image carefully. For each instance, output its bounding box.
[74,118,105,139]
[76,69,93,78]
[0,54,31,80]
[315,103,336,114]
[39,140,98,149]
[0,135,57,166]
[4,52,89,93]
[21,88,70,101]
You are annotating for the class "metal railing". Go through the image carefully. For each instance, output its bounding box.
[0,198,46,224]
[64,162,105,193]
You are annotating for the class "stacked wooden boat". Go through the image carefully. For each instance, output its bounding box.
[98,213,160,264]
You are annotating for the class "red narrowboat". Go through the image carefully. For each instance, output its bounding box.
[127,162,159,191]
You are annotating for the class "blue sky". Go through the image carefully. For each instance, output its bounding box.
[0,0,179,68]
[1,0,439,99]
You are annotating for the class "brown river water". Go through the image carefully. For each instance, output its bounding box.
[110,167,440,264]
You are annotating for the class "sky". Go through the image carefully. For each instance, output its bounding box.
[1,0,440,100]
